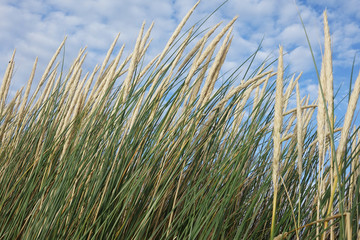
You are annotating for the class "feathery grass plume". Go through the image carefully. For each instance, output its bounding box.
[0,50,15,114]
[16,57,37,131]
[282,114,296,142]
[271,46,284,240]
[156,0,200,67]
[179,24,221,95]
[0,91,19,144]
[214,71,273,111]
[302,100,317,130]
[58,48,86,99]
[121,22,146,102]
[282,74,295,112]
[191,17,238,110]
[322,12,336,239]
[87,33,118,104]
[98,33,120,82]
[258,71,270,101]
[326,68,360,218]
[144,29,194,135]
[296,82,303,230]
[179,22,221,76]
[232,82,254,131]
[283,73,301,113]
[252,85,260,114]
[98,44,124,103]
[31,37,67,107]
[196,16,238,72]
[187,44,212,105]
[283,101,316,117]
[82,64,99,104]
[138,22,154,59]
[317,57,326,239]
[323,11,334,133]
[151,27,194,104]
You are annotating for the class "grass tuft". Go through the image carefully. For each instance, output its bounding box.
[0,2,359,239]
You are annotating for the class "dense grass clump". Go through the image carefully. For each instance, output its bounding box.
[0,2,359,239]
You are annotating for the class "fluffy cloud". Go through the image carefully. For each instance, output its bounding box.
[0,0,359,100]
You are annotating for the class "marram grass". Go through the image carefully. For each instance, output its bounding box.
[0,3,359,240]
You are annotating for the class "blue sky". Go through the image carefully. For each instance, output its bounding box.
[1,0,360,122]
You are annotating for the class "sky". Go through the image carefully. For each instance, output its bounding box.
[1,0,360,122]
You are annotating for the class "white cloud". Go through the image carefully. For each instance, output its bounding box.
[279,24,309,47]
[304,81,318,102]
[285,45,314,73]
[0,0,359,106]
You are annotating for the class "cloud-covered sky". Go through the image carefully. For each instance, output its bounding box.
[1,0,360,113]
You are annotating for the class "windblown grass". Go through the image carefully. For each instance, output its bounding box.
[0,2,359,240]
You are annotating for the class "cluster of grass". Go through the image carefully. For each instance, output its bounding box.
[0,2,359,239]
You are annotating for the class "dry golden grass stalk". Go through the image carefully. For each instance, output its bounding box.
[54,52,86,123]
[232,82,254,131]
[308,127,342,150]
[323,11,334,132]
[0,92,19,144]
[201,17,237,61]
[97,33,120,82]
[59,48,86,97]
[281,115,296,143]
[296,82,303,230]
[145,66,171,124]
[259,72,270,100]
[325,69,360,217]
[82,64,99,104]
[0,50,15,114]
[323,12,335,238]
[302,101,316,132]
[323,44,360,240]
[283,73,302,113]
[345,212,352,240]
[152,27,194,104]
[178,22,221,74]
[139,22,154,58]
[252,85,260,114]
[63,63,83,107]
[335,68,360,176]
[275,212,352,240]
[39,63,59,102]
[214,71,274,111]
[17,57,37,116]
[283,96,308,137]
[136,53,160,85]
[296,83,303,175]
[187,44,213,105]
[271,46,284,239]
[39,37,67,92]
[283,103,316,117]
[198,29,233,108]
[122,22,146,102]
[64,73,88,126]
[176,20,237,129]
[89,44,116,105]
[185,18,237,111]
[274,233,288,240]
[157,0,200,68]
[98,44,124,103]
[317,57,326,240]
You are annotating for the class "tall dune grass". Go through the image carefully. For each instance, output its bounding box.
[0,3,359,240]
